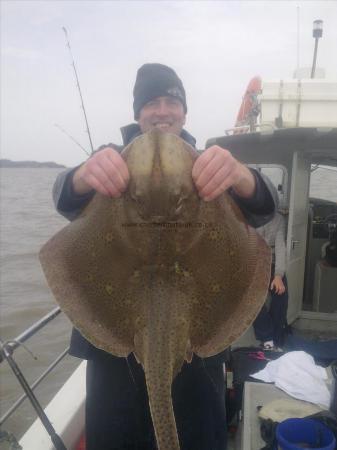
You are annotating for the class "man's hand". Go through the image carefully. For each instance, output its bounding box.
[72,147,129,197]
[270,275,286,295]
[192,145,256,201]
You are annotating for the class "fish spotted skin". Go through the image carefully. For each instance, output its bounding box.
[40,129,271,450]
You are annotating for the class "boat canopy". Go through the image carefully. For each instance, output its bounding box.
[206,127,337,168]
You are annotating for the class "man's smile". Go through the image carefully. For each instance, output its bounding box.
[153,122,173,131]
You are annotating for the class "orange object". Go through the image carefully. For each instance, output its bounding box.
[75,435,86,450]
[234,76,262,133]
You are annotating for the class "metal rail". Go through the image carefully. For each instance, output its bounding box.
[0,347,69,425]
[0,307,69,450]
[0,306,62,363]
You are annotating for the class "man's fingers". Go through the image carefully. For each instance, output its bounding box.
[192,147,217,182]
[95,149,129,192]
[85,173,113,197]
[193,146,241,201]
[199,164,232,199]
[73,147,129,197]
[106,151,130,185]
[96,156,127,194]
[85,161,122,197]
[194,153,227,191]
[82,148,130,196]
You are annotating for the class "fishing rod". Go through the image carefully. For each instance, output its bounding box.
[54,123,91,156]
[62,26,94,155]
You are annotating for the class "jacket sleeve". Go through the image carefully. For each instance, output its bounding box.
[229,169,278,228]
[274,214,287,277]
[53,166,95,221]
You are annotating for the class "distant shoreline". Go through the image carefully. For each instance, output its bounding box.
[0,159,66,169]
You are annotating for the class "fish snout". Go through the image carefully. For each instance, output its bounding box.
[130,187,187,222]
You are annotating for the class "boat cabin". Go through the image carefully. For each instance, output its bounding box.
[206,126,337,337]
[10,78,337,450]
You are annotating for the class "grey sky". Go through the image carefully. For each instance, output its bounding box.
[1,0,337,167]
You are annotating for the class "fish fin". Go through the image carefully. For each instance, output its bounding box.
[185,339,193,363]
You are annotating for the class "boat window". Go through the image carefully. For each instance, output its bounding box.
[309,165,337,203]
[249,165,288,208]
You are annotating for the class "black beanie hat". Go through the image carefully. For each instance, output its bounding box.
[133,63,187,120]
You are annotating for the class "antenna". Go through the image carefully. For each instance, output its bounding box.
[62,26,94,155]
[296,6,300,74]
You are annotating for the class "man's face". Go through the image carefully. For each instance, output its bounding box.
[138,96,186,136]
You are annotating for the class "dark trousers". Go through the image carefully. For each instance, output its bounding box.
[85,352,227,450]
[253,276,288,346]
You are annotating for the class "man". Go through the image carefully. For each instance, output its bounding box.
[53,63,277,450]
[253,211,289,350]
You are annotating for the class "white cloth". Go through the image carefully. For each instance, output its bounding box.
[258,398,323,422]
[251,351,331,408]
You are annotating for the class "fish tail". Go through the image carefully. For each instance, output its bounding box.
[144,350,181,450]
[136,277,191,450]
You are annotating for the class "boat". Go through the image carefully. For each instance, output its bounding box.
[0,76,334,450]
[1,48,337,450]
[208,76,337,449]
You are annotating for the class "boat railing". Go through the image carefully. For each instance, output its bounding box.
[0,306,69,450]
[224,122,275,136]
[0,307,62,364]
